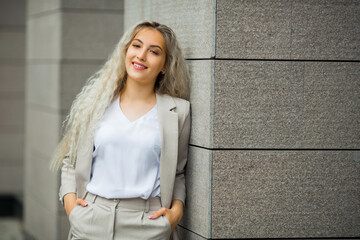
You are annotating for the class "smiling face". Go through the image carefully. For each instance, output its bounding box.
[125,28,166,88]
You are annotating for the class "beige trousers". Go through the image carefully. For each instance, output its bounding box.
[68,192,172,240]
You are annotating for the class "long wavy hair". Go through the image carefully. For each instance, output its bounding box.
[51,21,190,170]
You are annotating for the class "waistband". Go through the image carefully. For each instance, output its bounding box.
[84,192,162,213]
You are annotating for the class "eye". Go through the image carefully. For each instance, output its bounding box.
[132,44,141,48]
[150,50,159,55]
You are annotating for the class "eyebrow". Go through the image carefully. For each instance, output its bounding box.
[133,38,163,52]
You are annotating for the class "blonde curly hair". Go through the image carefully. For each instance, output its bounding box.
[51,21,190,170]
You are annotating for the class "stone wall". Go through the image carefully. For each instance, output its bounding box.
[125,0,359,239]
[24,0,124,239]
[0,0,25,200]
[19,0,360,239]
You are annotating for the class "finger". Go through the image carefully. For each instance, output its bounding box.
[76,198,88,207]
[149,208,167,219]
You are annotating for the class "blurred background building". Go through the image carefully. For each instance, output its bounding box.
[0,0,359,239]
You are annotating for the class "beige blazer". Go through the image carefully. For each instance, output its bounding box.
[59,92,191,210]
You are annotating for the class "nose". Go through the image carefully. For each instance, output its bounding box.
[136,48,147,62]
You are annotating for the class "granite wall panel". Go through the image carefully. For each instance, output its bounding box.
[188,60,214,148]
[124,0,215,59]
[0,98,24,126]
[62,12,123,60]
[0,64,25,93]
[0,0,25,198]
[211,150,360,238]
[0,133,24,162]
[27,0,60,16]
[216,0,360,60]
[178,226,208,240]
[26,63,60,110]
[0,31,25,59]
[60,62,103,111]
[0,0,26,26]
[213,60,360,149]
[61,0,123,10]
[181,146,212,238]
[27,13,62,60]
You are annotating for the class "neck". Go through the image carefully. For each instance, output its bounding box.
[120,79,156,102]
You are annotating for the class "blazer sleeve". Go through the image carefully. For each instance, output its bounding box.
[172,101,191,206]
[59,152,77,205]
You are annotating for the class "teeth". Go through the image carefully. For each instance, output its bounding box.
[134,63,146,69]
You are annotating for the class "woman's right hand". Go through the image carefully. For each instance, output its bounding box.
[64,193,88,217]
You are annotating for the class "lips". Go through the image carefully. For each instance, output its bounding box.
[132,61,148,70]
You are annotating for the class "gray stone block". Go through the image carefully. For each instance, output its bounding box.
[213,60,360,149]
[0,132,24,162]
[216,0,292,59]
[0,64,25,93]
[291,0,360,60]
[27,0,60,16]
[62,0,123,10]
[0,0,25,26]
[62,12,123,60]
[60,62,103,111]
[302,62,360,148]
[181,146,211,238]
[213,60,304,149]
[0,165,23,194]
[188,60,213,147]
[178,225,208,240]
[0,98,24,126]
[24,152,59,211]
[27,13,61,60]
[28,0,123,16]
[0,30,25,59]
[211,150,360,238]
[59,214,70,240]
[24,195,58,240]
[26,63,59,110]
[216,0,360,60]
[124,0,215,59]
[25,107,60,158]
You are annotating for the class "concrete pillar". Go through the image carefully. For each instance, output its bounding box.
[24,1,124,239]
[125,0,360,239]
[0,0,26,200]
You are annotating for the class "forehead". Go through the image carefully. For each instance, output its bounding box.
[133,28,166,49]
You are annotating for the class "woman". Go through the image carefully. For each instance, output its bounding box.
[51,21,191,240]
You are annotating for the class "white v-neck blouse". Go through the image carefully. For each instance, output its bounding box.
[86,96,161,199]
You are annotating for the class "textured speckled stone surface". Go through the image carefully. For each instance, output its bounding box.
[124,0,215,59]
[213,61,360,149]
[211,150,360,238]
[178,226,208,240]
[27,13,62,60]
[60,62,102,111]
[302,62,360,148]
[0,31,25,59]
[291,0,360,60]
[181,146,211,238]
[216,0,360,60]
[188,60,214,147]
[213,60,304,148]
[62,12,123,60]
[216,0,292,59]
[0,0,25,26]
[27,0,123,16]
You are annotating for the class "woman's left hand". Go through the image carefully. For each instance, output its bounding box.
[149,199,184,232]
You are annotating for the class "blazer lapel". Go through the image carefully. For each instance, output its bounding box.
[156,93,178,208]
